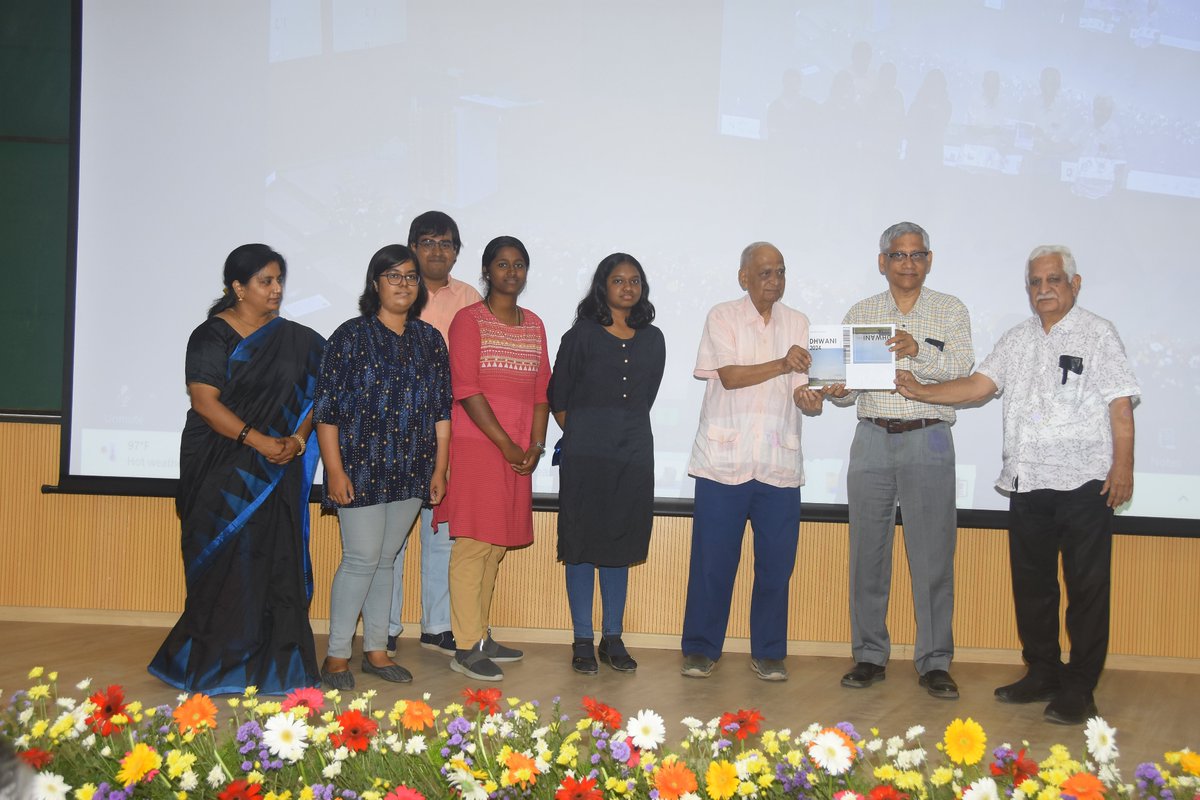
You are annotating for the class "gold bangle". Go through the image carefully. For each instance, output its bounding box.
[290,433,307,455]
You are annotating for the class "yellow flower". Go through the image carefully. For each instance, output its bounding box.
[757,773,776,788]
[247,771,264,784]
[1037,788,1061,800]
[177,792,188,800]
[49,672,58,681]
[556,742,578,766]
[116,743,163,787]
[28,684,50,700]
[31,720,49,738]
[605,776,629,794]
[28,666,44,679]
[897,770,925,791]
[876,765,898,781]
[944,718,987,765]
[932,767,955,786]
[167,750,197,780]
[706,760,739,800]
[74,783,97,800]
[786,750,803,767]
[299,788,315,800]
[1019,779,1041,794]
[244,686,259,698]
[737,780,756,796]
[507,697,520,707]
[1178,751,1200,777]
[228,698,241,708]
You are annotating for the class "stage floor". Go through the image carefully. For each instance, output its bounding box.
[2,620,1196,772]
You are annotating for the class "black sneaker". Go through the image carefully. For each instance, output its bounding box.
[419,630,457,655]
[450,644,503,681]
[481,632,523,662]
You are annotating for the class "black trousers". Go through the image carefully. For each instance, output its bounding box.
[1008,479,1113,692]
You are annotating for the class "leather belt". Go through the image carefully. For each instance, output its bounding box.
[867,417,943,434]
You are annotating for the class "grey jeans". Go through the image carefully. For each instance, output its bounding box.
[326,498,422,658]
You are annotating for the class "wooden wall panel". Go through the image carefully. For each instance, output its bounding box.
[2,422,1197,664]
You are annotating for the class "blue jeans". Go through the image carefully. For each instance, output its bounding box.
[389,506,454,637]
[681,477,801,661]
[327,498,422,658]
[564,562,629,639]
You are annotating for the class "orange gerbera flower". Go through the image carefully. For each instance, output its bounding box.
[173,693,218,733]
[1061,772,1106,800]
[654,760,699,799]
[582,696,623,729]
[463,687,502,715]
[401,699,435,731]
[503,750,540,789]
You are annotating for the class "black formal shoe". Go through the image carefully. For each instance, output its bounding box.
[1044,689,1098,726]
[598,636,637,672]
[919,669,959,699]
[571,639,598,675]
[841,662,886,688]
[994,672,1059,704]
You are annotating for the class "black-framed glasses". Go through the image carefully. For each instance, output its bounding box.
[381,271,421,286]
[417,238,456,252]
[885,250,930,263]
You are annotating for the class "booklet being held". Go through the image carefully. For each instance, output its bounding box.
[807,324,896,390]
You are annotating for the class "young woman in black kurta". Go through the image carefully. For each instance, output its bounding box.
[548,253,665,674]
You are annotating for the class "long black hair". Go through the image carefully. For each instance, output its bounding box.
[359,244,427,318]
[206,243,287,318]
[574,252,655,328]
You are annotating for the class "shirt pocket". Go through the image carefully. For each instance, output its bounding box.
[706,425,740,446]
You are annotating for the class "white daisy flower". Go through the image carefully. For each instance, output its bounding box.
[180,770,198,791]
[206,766,225,788]
[262,712,309,763]
[32,771,71,800]
[808,730,853,775]
[963,777,1000,800]
[404,735,427,755]
[1085,717,1119,763]
[322,760,342,779]
[626,709,666,751]
[906,725,925,740]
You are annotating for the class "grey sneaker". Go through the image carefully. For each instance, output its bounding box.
[450,645,503,682]
[481,633,523,663]
[681,653,715,678]
[750,657,788,682]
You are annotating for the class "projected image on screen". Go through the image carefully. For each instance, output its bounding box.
[70,1,1199,525]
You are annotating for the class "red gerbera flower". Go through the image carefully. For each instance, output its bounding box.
[330,709,378,752]
[218,779,263,800]
[991,748,1039,784]
[85,684,128,736]
[281,686,325,718]
[718,708,764,740]
[869,785,910,800]
[462,687,502,715]
[582,696,623,729]
[383,787,426,800]
[18,748,53,770]
[555,775,603,800]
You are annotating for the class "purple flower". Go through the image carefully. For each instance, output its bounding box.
[611,740,631,761]
[591,753,602,765]
[447,716,472,735]
[835,721,860,742]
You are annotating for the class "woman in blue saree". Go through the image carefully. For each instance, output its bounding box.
[149,243,326,694]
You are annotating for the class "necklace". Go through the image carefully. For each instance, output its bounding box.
[484,298,523,326]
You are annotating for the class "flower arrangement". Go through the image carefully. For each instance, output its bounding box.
[3,666,1199,800]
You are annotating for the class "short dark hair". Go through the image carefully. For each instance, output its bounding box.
[207,243,287,318]
[408,210,462,252]
[480,235,530,298]
[575,252,655,329]
[359,244,427,318]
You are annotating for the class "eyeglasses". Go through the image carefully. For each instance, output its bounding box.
[381,271,420,286]
[417,238,456,252]
[885,251,930,264]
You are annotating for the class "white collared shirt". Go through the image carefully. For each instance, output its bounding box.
[977,305,1140,493]
[688,295,810,488]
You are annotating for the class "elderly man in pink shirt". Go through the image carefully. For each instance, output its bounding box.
[681,241,823,681]
[387,211,483,659]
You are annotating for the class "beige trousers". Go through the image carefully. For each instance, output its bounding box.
[449,537,508,648]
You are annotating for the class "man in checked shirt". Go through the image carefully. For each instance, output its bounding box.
[824,221,974,699]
